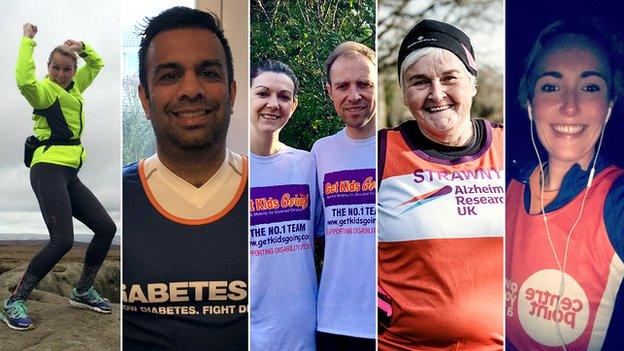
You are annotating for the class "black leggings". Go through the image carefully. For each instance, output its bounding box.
[14,163,116,300]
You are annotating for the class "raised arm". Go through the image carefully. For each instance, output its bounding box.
[15,23,55,109]
[67,39,104,93]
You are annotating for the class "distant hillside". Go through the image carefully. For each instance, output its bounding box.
[0,234,121,245]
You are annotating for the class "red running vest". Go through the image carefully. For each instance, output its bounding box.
[506,166,624,350]
[378,121,504,350]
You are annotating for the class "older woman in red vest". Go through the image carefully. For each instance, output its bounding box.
[377,19,504,350]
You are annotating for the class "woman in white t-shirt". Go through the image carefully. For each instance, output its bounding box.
[250,60,299,155]
[249,60,319,351]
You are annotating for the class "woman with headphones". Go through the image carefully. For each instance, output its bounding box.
[506,18,624,350]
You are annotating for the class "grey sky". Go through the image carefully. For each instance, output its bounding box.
[0,0,121,235]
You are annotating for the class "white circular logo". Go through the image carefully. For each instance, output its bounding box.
[518,269,589,346]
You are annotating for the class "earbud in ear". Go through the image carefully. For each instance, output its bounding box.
[526,101,533,121]
[606,101,614,123]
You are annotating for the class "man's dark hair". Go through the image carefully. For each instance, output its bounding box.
[138,6,234,98]
[250,60,299,96]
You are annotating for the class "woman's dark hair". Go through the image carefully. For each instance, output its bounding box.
[250,60,299,96]
[518,17,624,108]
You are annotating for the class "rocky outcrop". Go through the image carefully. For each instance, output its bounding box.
[0,243,119,351]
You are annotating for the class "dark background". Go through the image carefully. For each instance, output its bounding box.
[506,0,624,175]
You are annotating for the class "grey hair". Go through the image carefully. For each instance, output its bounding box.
[399,47,477,89]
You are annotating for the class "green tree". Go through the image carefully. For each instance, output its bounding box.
[251,0,376,151]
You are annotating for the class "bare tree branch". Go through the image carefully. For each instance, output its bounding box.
[378,0,502,72]
[271,0,282,21]
[254,0,272,23]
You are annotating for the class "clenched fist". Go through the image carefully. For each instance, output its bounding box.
[23,23,37,39]
[64,39,84,54]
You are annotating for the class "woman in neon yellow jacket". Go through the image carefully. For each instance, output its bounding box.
[0,23,116,331]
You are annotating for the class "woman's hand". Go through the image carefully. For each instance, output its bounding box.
[23,23,37,39]
[64,39,84,54]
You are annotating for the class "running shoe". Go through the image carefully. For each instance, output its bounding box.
[69,287,112,314]
[1,298,34,331]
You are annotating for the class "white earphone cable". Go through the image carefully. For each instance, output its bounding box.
[526,104,610,350]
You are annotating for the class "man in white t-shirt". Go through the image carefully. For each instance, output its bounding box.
[311,41,376,351]
[122,7,247,350]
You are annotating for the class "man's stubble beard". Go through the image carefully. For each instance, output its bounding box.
[150,100,232,153]
[167,117,230,152]
[342,111,375,133]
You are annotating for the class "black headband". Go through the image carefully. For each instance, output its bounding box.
[397,19,477,80]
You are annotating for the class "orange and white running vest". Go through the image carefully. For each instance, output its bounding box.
[378,120,504,350]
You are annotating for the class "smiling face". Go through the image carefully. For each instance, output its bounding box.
[532,39,611,169]
[250,71,297,136]
[326,54,376,137]
[48,52,76,89]
[402,49,476,145]
[138,28,237,153]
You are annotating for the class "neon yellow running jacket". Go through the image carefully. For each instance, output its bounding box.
[16,36,104,168]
